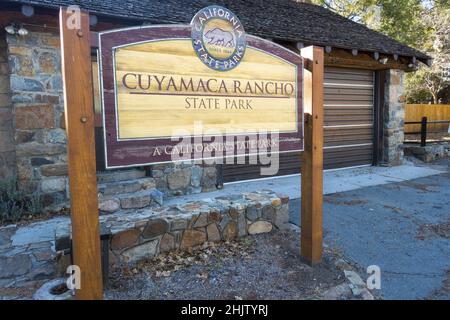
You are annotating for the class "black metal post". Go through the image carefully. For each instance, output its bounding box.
[420,116,427,147]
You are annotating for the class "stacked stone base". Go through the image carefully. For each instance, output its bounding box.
[404,142,450,162]
[0,190,289,289]
[103,192,289,264]
[59,190,289,267]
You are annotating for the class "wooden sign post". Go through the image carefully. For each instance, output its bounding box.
[300,46,324,264]
[59,8,103,299]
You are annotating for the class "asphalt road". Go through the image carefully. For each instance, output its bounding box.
[289,162,450,300]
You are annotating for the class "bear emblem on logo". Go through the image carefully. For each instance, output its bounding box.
[191,5,246,71]
[204,28,235,48]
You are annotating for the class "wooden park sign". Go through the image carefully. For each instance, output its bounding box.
[98,5,304,168]
[59,5,323,300]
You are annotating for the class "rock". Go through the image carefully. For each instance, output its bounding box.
[98,198,120,213]
[140,177,156,190]
[110,229,140,251]
[273,204,289,230]
[193,213,209,228]
[120,193,151,209]
[271,198,282,207]
[149,189,164,205]
[121,239,159,263]
[99,181,142,196]
[41,35,60,48]
[182,202,202,211]
[171,219,188,231]
[38,51,57,74]
[16,142,66,157]
[335,258,353,271]
[278,194,289,204]
[40,163,68,176]
[97,169,146,183]
[322,283,352,300]
[206,223,221,242]
[10,75,44,92]
[209,210,222,223]
[33,278,73,300]
[344,270,367,296]
[15,104,55,129]
[142,219,169,239]
[219,214,230,232]
[246,205,261,221]
[0,225,17,247]
[30,157,54,166]
[0,254,32,278]
[180,229,206,249]
[201,166,217,192]
[160,233,175,253]
[223,221,238,240]
[28,262,56,280]
[237,214,247,237]
[248,221,273,235]
[33,250,54,262]
[191,166,203,187]
[167,168,191,190]
[262,205,276,220]
[16,159,32,181]
[46,129,66,144]
[229,207,240,219]
[360,289,375,300]
[41,177,66,193]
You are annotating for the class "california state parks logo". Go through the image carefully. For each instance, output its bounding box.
[191,5,246,71]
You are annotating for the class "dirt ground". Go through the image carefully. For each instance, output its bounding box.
[105,229,359,300]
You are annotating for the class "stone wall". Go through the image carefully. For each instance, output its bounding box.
[404,142,450,162]
[103,190,288,265]
[0,191,288,287]
[4,30,218,211]
[6,31,67,207]
[151,162,218,196]
[0,32,16,180]
[383,69,406,166]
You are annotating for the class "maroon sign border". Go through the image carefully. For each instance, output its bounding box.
[99,25,303,168]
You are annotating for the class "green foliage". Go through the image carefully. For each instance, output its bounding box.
[312,0,450,104]
[312,0,430,48]
[0,178,43,224]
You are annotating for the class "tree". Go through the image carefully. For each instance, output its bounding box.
[406,5,450,104]
[313,0,450,104]
[312,0,429,47]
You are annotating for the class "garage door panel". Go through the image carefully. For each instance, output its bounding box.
[324,145,374,169]
[222,67,375,183]
[325,87,373,96]
[325,73,374,83]
[325,94,373,103]
[325,127,373,146]
[325,117,373,126]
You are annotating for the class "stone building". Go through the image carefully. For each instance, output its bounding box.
[0,0,430,211]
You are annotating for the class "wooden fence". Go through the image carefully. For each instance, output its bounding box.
[405,104,450,133]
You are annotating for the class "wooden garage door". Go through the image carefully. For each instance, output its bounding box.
[222,67,374,183]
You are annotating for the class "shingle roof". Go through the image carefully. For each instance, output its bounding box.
[4,0,430,61]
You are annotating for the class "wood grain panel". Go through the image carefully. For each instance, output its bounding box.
[60,8,103,299]
[114,39,298,139]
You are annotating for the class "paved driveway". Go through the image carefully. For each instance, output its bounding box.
[290,166,450,299]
